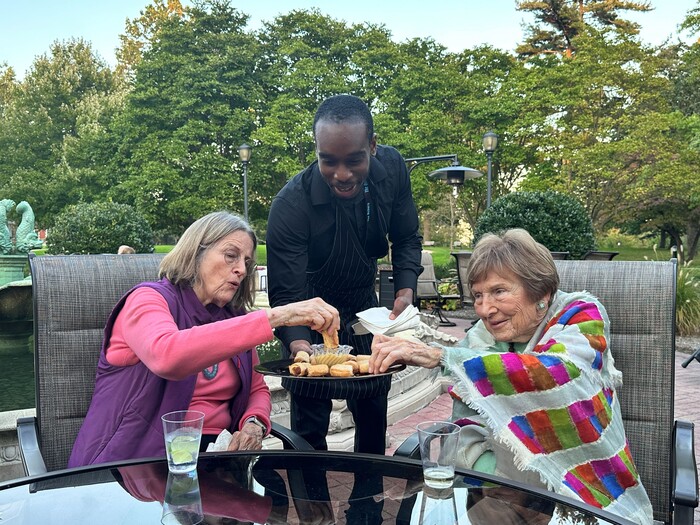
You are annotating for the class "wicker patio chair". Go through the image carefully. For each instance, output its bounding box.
[17,253,309,477]
[396,259,698,524]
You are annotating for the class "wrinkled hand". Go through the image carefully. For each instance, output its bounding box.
[389,288,414,320]
[293,499,335,525]
[227,423,263,451]
[369,333,442,374]
[268,298,340,334]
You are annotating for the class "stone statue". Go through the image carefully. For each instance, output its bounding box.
[0,199,15,255]
[14,201,44,253]
[0,199,43,254]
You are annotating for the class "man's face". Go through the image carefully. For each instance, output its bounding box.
[315,119,377,199]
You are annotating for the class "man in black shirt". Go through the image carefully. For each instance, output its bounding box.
[267,94,422,454]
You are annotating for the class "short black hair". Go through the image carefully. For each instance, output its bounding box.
[313,94,374,143]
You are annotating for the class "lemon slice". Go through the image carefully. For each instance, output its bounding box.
[171,449,192,464]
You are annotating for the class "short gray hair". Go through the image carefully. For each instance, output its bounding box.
[159,211,257,310]
[467,228,559,304]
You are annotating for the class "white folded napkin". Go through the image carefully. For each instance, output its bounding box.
[355,305,420,336]
[205,429,232,452]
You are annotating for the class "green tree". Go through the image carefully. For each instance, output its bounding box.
[516,0,652,57]
[112,0,261,235]
[253,8,403,228]
[116,0,185,81]
[0,39,119,227]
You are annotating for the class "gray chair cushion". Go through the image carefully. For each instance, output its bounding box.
[30,254,164,471]
[554,259,675,524]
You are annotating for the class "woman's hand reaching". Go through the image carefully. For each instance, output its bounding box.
[267,298,340,334]
[369,333,443,374]
[227,422,264,451]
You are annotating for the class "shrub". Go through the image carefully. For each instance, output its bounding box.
[473,191,595,259]
[47,202,154,254]
[675,260,700,336]
[597,228,650,250]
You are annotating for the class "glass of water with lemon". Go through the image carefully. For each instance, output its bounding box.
[162,410,205,474]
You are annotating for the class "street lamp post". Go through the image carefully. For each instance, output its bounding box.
[237,143,252,222]
[482,131,498,208]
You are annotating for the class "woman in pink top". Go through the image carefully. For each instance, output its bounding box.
[69,212,339,466]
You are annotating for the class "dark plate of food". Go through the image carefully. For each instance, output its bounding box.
[255,358,405,379]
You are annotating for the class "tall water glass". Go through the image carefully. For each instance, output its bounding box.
[162,410,205,474]
[416,421,461,489]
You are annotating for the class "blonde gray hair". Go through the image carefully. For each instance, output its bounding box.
[467,228,559,304]
[159,211,257,310]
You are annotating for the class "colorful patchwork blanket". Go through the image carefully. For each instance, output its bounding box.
[442,290,653,524]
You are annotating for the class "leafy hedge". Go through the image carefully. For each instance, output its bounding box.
[47,202,154,254]
[473,191,595,259]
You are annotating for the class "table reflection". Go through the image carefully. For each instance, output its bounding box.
[0,452,632,525]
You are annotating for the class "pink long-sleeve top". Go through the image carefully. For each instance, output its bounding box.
[106,287,273,435]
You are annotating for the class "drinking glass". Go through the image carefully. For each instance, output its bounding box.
[162,410,205,474]
[416,421,460,489]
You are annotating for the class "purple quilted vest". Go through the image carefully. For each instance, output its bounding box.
[68,278,252,467]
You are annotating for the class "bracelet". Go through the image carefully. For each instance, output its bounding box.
[244,416,267,434]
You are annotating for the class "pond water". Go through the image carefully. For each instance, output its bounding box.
[0,342,35,412]
[0,335,282,413]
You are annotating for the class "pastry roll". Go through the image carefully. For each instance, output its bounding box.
[330,364,354,377]
[346,360,359,374]
[357,360,370,375]
[321,329,339,349]
[307,364,330,377]
[294,350,310,363]
[288,362,310,376]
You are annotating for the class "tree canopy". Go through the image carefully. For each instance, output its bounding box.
[0,0,699,257]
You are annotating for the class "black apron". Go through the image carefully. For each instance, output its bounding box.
[282,202,392,400]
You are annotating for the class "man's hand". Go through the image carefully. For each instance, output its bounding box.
[289,339,313,359]
[389,288,414,320]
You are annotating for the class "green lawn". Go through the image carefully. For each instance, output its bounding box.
[424,245,678,267]
[35,243,683,270]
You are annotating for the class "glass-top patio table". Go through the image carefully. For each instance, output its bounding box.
[0,450,634,524]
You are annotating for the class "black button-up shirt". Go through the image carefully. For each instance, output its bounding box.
[267,144,423,348]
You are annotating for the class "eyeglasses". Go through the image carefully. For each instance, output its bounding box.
[222,250,256,273]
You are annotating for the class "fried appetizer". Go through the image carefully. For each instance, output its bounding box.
[357,360,370,375]
[314,353,348,366]
[307,364,330,377]
[288,362,310,376]
[294,350,311,363]
[329,364,354,377]
[321,329,339,349]
[346,360,359,374]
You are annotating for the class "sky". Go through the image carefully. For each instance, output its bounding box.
[1,0,698,78]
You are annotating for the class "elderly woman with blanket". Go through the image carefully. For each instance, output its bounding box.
[370,228,653,524]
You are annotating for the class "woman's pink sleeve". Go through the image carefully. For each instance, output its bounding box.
[239,351,272,434]
[117,288,274,380]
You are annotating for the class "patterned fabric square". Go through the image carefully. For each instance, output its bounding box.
[464,352,580,397]
[563,445,640,508]
[505,389,614,454]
